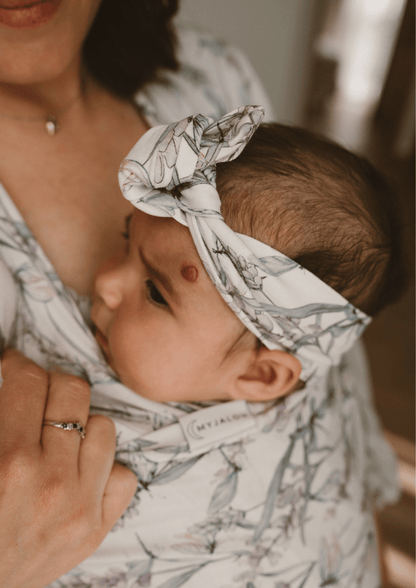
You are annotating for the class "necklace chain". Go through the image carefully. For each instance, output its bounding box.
[0,93,82,136]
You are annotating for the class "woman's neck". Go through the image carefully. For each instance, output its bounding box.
[0,56,90,120]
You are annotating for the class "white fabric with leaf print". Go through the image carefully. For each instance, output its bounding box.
[119,105,371,381]
[0,29,399,588]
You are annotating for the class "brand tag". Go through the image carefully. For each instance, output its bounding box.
[179,400,256,452]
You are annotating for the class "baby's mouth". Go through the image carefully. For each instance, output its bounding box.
[93,325,109,357]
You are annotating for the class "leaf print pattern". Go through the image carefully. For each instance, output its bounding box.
[0,28,398,588]
[208,468,239,514]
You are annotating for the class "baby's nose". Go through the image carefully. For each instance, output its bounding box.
[94,264,124,311]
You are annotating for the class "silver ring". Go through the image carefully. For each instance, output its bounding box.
[42,420,86,439]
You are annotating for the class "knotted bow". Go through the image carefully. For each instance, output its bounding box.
[119,105,263,224]
[119,106,370,379]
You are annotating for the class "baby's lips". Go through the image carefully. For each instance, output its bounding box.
[89,310,109,349]
[94,326,109,350]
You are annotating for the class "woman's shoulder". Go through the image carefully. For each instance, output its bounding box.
[136,27,274,125]
[175,26,253,84]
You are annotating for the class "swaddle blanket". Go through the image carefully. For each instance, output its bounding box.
[0,110,398,585]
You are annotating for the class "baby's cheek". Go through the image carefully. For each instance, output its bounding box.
[109,317,166,393]
[109,320,141,375]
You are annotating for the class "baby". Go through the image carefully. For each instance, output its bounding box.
[0,106,406,587]
[90,105,404,405]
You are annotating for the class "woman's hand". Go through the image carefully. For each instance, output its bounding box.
[0,349,137,588]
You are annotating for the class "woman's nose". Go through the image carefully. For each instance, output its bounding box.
[94,256,126,310]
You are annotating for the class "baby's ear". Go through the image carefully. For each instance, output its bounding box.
[232,348,302,402]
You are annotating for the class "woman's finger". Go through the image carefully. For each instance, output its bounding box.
[0,349,136,588]
[101,461,138,530]
[79,414,117,493]
[0,348,49,445]
[79,415,137,531]
[41,370,91,462]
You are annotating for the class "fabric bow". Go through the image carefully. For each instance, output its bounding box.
[119,106,370,380]
[119,105,264,224]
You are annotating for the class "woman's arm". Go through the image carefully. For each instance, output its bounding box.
[0,349,137,588]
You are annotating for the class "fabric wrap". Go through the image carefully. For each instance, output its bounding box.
[119,105,371,380]
[0,30,397,587]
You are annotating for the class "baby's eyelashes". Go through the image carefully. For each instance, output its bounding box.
[145,279,169,309]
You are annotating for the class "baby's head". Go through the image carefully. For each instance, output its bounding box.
[216,123,406,317]
[91,112,406,404]
[91,209,302,403]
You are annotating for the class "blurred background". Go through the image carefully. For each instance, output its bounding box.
[177,2,415,586]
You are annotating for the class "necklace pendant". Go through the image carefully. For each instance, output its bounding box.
[45,115,59,136]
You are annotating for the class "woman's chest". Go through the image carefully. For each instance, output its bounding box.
[4,169,134,295]
[0,115,143,295]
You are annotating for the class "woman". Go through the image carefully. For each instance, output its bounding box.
[1,0,401,585]
[0,1,274,586]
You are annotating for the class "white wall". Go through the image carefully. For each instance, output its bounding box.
[176,0,320,125]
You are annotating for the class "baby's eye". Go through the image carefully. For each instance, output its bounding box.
[145,279,168,308]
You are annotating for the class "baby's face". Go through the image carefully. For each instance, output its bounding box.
[91,210,253,402]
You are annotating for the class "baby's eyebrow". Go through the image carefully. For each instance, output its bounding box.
[139,249,181,306]
[123,213,133,238]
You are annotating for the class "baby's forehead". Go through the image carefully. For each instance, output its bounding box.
[139,212,203,282]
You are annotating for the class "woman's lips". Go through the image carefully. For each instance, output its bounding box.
[0,0,61,29]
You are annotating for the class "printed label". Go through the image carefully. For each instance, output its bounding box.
[179,400,256,452]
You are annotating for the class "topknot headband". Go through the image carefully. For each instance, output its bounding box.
[119,105,370,379]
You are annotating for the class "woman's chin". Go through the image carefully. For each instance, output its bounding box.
[0,0,101,86]
[0,42,79,87]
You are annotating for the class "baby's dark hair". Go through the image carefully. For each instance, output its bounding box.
[216,123,407,316]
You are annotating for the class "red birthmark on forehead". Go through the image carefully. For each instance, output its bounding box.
[180,263,199,283]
